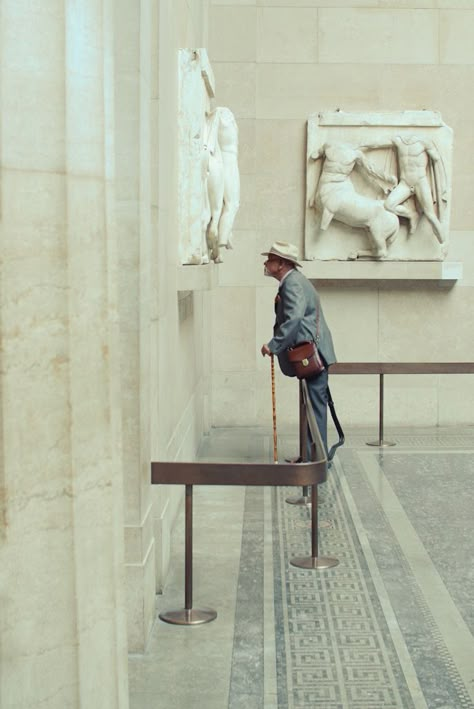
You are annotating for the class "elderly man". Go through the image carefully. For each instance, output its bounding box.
[260,241,336,456]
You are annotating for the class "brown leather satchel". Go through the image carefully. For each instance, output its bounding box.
[287,341,325,379]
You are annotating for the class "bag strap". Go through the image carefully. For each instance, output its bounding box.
[315,304,320,346]
[301,380,345,464]
[327,385,345,462]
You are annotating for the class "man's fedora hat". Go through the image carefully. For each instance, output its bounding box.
[261,241,302,268]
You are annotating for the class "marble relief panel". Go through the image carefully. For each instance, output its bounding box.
[304,110,453,262]
[178,48,240,265]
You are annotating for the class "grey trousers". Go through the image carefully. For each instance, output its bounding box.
[305,368,329,457]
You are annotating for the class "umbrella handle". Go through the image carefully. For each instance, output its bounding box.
[271,355,278,463]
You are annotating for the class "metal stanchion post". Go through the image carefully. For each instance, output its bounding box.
[159,485,217,626]
[367,373,395,447]
[271,355,278,463]
[286,381,312,505]
[290,483,339,570]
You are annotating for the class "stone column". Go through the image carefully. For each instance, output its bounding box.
[114,0,157,652]
[0,1,129,707]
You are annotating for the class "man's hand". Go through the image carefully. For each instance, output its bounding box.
[261,344,272,357]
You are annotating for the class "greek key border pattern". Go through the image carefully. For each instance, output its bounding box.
[272,476,414,709]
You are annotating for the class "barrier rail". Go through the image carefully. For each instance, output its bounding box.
[151,383,338,626]
[150,460,332,625]
[331,362,474,446]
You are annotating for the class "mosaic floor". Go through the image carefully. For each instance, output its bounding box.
[129,426,474,709]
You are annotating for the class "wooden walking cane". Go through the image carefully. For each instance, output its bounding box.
[271,354,278,463]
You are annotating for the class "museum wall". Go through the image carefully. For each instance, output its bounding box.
[115,0,211,651]
[0,7,213,704]
[207,1,474,430]
[0,0,130,706]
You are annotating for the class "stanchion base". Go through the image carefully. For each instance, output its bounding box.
[366,440,396,447]
[285,495,311,506]
[290,556,339,570]
[159,607,217,626]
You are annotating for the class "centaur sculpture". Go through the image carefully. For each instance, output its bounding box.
[309,137,448,260]
[309,142,399,260]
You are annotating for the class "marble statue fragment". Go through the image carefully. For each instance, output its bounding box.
[380,135,448,255]
[304,111,453,262]
[178,49,240,265]
[202,107,240,263]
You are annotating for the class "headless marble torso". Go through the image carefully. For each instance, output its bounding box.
[393,135,430,189]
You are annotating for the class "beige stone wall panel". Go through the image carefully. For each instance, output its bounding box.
[212,371,257,426]
[448,232,474,287]
[211,287,256,371]
[257,7,318,64]
[256,170,305,231]
[379,377,438,426]
[320,288,379,362]
[449,119,474,230]
[2,3,65,172]
[440,10,474,64]
[378,288,474,361]
[150,101,160,207]
[236,118,257,174]
[438,374,474,425]
[124,503,154,565]
[209,6,257,61]
[125,548,156,650]
[213,62,257,118]
[234,173,259,230]
[319,9,438,64]
[217,230,258,286]
[256,63,384,121]
[257,119,306,176]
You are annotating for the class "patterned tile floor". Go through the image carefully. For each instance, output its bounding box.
[129,426,474,708]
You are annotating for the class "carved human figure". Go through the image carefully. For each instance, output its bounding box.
[309,142,399,259]
[201,107,240,263]
[216,107,240,250]
[201,113,223,262]
[366,135,448,254]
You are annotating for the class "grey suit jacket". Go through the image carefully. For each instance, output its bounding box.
[268,268,337,377]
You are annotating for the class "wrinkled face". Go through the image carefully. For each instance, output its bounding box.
[264,255,283,278]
